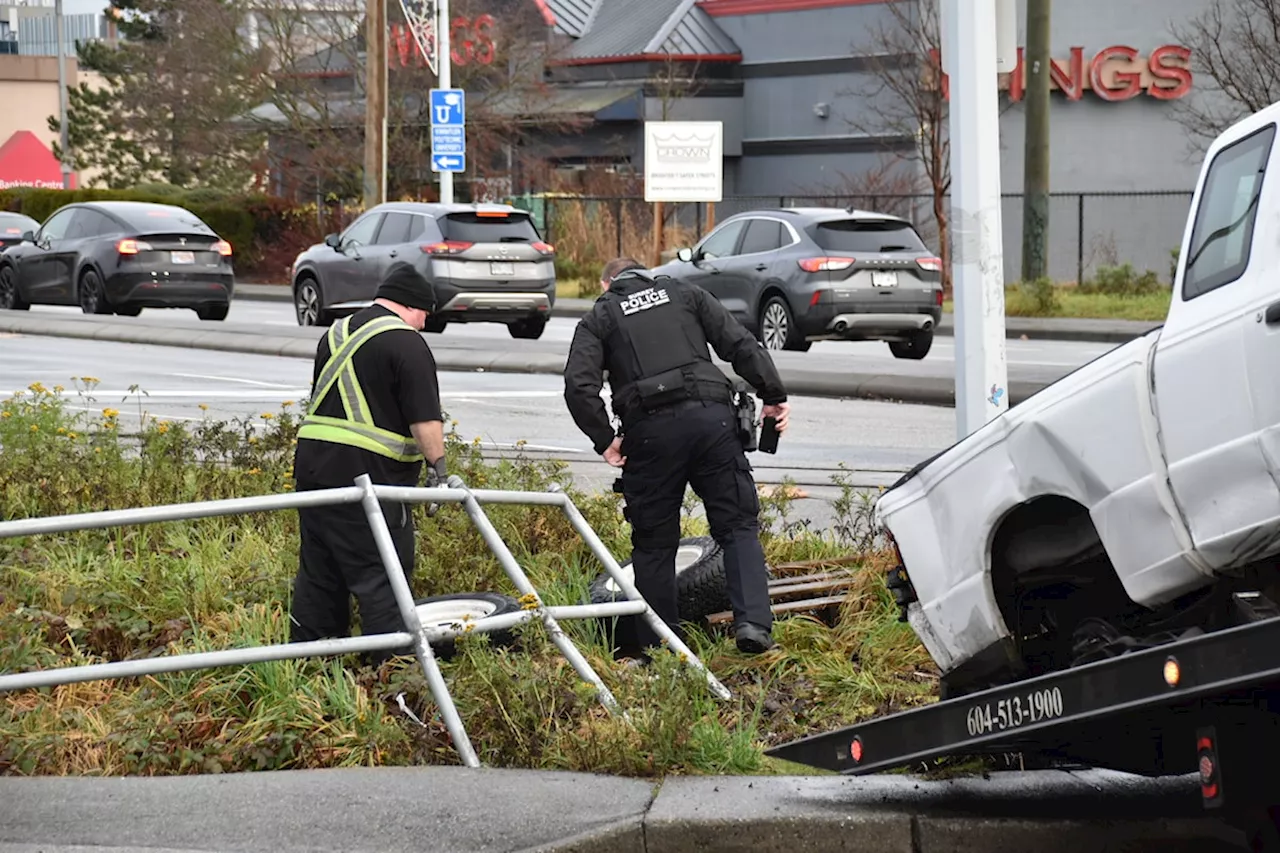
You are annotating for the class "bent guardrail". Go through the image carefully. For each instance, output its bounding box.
[0,473,732,767]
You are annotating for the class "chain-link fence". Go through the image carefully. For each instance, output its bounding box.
[525,191,1195,287]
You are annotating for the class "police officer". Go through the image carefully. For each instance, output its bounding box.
[289,261,448,661]
[564,257,790,657]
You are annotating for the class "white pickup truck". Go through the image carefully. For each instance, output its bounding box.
[878,101,1280,699]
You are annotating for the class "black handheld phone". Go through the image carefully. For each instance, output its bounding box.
[759,416,780,454]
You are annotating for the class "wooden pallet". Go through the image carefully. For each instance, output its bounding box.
[706,568,858,626]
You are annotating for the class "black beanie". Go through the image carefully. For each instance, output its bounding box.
[376,261,437,312]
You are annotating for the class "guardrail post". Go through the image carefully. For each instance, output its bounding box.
[355,474,481,767]
[549,484,732,701]
[447,475,625,715]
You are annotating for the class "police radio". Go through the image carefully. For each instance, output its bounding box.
[734,390,759,452]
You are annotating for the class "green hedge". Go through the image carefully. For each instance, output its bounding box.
[0,185,342,281]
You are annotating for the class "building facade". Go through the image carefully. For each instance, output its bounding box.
[537,0,1222,282]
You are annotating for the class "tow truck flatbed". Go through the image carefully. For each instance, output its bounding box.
[767,612,1280,789]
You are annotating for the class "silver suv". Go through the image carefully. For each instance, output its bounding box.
[291,201,557,339]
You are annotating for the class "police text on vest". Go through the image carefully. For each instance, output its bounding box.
[619,287,671,316]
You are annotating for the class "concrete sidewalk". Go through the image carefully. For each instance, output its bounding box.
[0,311,1051,407]
[0,766,1249,852]
[236,282,1162,345]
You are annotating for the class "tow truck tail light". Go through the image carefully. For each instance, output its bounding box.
[849,736,864,764]
[916,256,943,273]
[422,240,473,256]
[798,257,855,273]
[1197,728,1223,807]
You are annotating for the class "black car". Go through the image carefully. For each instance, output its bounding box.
[0,212,39,251]
[0,201,236,320]
[290,201,557,338]
[653,207,943,359]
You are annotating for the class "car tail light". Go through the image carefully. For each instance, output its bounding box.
[798,257,855,272]
[116,238,153,255]
[936,289,945,306]
[214,240,233,256]
[810,290,825,307]
[421,240,473,255]
[916,257,943,273]
[532,241,555,256]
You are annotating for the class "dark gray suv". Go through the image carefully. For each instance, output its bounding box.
[291,201,556,339]
[653,207,943,358]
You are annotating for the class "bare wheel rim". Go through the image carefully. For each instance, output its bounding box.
[605,543,705,594]
[296,283,319,324]
[414,599,500,629]
[0,268,12,308]
[80,273,99,313]
[762,302,789,349]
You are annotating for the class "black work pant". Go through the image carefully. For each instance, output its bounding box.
[289,485,415,664]
[618,398,773,652]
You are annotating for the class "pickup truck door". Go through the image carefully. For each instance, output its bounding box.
[1153,121,1279,571]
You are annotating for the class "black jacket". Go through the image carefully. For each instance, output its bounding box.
[564,273,787,454]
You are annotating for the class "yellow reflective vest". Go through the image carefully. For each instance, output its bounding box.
[296,314,424,462]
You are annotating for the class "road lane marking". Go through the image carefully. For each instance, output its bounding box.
[170,373,302,388]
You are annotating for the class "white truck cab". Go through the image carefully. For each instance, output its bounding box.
[877,102,1280,697]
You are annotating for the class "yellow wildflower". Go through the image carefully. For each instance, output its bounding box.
[80,376,99,384]
[0,411,10,419]
[102,407,119,418]
[29,424,38,433]
[28,382,46,394]
[156,423,169,435]
[68,432,78,439]
[94,447,101,454]
[248,436,258,444]
[281,400,294,408]
[56,427,66,435]
[53,384,64,393]
[198,404,208,412]
[261,412,274,420]
[248,467,262,475]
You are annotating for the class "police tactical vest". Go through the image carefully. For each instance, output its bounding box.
[296,314,424,462]
[600,274,732,421]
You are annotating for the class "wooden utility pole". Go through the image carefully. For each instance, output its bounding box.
[363,0,387,208]
[651,202,664,266]
[1021,0,1051,282]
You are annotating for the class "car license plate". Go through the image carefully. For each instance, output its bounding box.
[490,262,515,277]
[171,251,195,264]
[871,271,898,288]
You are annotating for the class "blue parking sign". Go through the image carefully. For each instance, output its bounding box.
[429,89,465,126]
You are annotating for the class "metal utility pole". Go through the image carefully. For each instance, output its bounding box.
[55,0,71,189]
[363,0,387,208]
[1021,0,1051,282]
[943,0,1010,440]
[436,0,453,203]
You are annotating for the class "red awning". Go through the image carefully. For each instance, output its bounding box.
[0,131,77,190]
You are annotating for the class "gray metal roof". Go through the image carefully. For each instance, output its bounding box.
[654,4,739,56]
[560,0,739,61]
[544,0,598,37]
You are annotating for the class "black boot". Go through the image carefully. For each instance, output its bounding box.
[734,621,776,654]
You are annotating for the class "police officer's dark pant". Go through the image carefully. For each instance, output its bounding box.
[290,485,415,665]
[618,398,773,652]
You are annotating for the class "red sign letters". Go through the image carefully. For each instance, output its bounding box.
[389,14,496,69]
[928,44,1194,102]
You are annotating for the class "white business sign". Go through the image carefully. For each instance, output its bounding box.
[643,121,723,203]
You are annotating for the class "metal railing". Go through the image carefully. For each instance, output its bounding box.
[0,473,731,767]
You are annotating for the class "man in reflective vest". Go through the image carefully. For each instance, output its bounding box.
[564,257,790,660]
[289,261,447,660]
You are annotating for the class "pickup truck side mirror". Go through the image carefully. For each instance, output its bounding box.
[324,233,342,250]
[677,247,694,263]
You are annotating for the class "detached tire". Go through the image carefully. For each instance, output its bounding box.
[588,536,729,622]
[412,592,522,660]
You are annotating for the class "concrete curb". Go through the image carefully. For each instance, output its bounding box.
[0,311,1051,407]
[0,767,1249,852]
[235,283,1162,345]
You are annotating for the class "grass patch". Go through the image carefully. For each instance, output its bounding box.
[0,382,941,779]
[942,264,1173,322]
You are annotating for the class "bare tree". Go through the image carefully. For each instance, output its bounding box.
[1167,0,1280,150]
[794,154,931,234]
[840,0,951,292]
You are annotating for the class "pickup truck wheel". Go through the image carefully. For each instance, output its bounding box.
[889,330,933,360]
[588,536,729,622]
[412,592,522,660]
